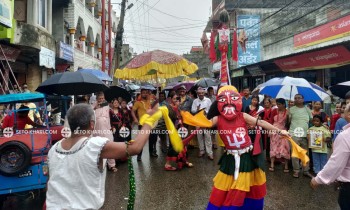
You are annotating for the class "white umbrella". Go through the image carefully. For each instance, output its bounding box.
[253,76,329,101]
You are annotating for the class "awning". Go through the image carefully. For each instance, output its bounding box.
[274,45,350,72]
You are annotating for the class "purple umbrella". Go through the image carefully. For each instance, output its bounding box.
[173,81,195,91]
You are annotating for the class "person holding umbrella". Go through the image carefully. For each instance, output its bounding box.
[288,94,313,178]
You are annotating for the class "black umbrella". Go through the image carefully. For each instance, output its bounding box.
[195,78,220,88]
[330,81,350,99]
[104,86,132,102]
[36,71,109,95]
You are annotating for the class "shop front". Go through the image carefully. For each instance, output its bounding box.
[274,45,350,88]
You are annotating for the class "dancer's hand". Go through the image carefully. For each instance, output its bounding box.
[310,178,319,189]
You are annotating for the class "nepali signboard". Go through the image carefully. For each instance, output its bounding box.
[294,14,350,49]
[274,45,350,72]
[237,15,261,67]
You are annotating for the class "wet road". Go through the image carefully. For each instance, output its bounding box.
[101,145,339,210]
[2,144,339,210]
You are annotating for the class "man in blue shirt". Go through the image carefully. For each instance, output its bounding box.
[241,86,252,112]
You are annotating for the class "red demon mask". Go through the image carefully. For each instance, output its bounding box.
[217,86,242,120]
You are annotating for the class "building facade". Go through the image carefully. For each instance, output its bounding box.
[0,0,119,93]
[0,0,56,93]
[205,0,350,92]
[56,0,119,73]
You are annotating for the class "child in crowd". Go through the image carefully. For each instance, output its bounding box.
[307,115,331,174]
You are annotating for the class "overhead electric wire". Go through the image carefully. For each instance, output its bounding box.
[126,22,207,32]
[125,40,192,52]
[242,0,304,31]
[248,0,339,41]
[125,0,207,24]
[147,12,201,40]
[262,4,348,46]
[126,36,200,44]
[137,2,146,49]
[126,20,207,30]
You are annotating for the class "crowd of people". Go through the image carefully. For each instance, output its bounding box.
[0,83,349,209]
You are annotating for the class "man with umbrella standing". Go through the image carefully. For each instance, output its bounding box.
[131,88,158,161]
[288,94,313,178]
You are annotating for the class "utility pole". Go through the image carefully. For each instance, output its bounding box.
[111,0,133,83]
[108,0,112,75]
[112,0,126,80]
[101,0,106,72]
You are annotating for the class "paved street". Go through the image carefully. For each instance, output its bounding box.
[101,144,339,210]
[1,142,340,210]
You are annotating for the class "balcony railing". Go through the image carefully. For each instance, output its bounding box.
[74,48,101,69]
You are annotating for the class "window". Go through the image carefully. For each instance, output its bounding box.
[37,0,47,28]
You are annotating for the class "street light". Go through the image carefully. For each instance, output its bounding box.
[127,3,134,10]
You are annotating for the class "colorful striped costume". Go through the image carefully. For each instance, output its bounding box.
[207,85,265,209]
[207,113,266,209]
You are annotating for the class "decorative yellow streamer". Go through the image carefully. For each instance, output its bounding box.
[139,107,183,153]
[159,107,183,153]
[284,136,310,166]
[114,60,198,80]
[181,110,213,128]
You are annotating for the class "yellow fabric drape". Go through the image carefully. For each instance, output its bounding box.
[160,107,184,153]
[180,110,213,128]
[115,60,198,80]
[285,136,310,166]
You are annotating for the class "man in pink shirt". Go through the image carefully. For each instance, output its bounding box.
[311,104,350,210]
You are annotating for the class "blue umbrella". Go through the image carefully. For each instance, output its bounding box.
[78,68,113,82]
[253,76,329,101]
[140,85,156,91]
[125,83,140,91]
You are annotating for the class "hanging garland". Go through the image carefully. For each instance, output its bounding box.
[127,156,136,210]
[125,141,136,210]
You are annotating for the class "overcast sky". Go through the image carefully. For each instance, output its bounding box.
[111,0,212,55]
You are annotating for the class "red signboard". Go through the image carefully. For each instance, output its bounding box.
[294,14,350,49]
[0,44,21,62]
[274,45,350,72]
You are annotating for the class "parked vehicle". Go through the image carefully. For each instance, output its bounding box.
[0,93,68,208]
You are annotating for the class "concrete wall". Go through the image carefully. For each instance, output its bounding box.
[13,22,56,52]
[52,8,65,43]
[26,64,42,91]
